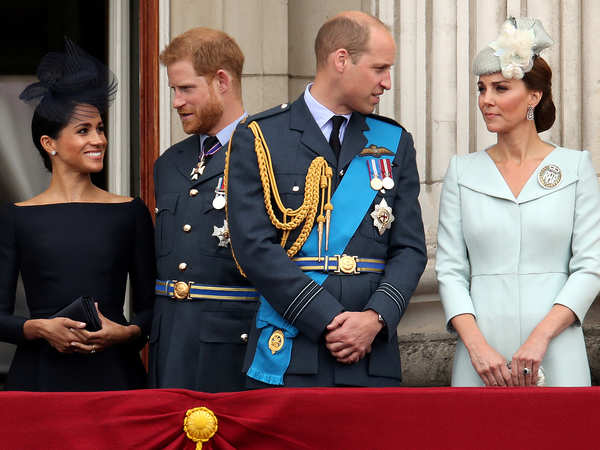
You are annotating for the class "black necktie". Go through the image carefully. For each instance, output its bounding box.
[201,136,220,158]
[329,116,345,157]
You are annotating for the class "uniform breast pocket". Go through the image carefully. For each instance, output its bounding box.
[277,173,306,210]
[358,191,395,244]
[155,193,179,256]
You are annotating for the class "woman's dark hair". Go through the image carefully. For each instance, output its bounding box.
[31,105,73,172]
[523,56,555,132]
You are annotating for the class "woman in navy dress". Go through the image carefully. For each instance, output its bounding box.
[0,39,155,391]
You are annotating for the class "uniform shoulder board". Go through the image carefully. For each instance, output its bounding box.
[246,102,291,123]
[367,113,407,133]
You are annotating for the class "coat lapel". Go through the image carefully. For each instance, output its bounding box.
[458,151,515,202]
[458,147,579,204]
[338,113,368,171]
[290,95,338,168]
[516,147,579,204]
[173,134,201,181]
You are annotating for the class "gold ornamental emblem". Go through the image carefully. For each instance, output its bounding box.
[173,281,190,299]
[183,406,218,449]
[360,144,394,157]
[337,254,358,274]
[538,164,562,189]
[268,329,285,354]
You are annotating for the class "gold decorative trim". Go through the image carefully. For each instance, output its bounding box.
[183,407,218,449]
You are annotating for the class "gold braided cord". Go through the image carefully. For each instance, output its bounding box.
[224,131,248,278]
[248,121,332,258]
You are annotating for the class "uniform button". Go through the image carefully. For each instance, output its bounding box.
[154,207,159,214]
[292,185,300,192]
[178,262,187,272]
[189,188,199,197]
[339,169,344,176]
[240,333,249,343]
[281,103,288,109]
[183,224,192,232]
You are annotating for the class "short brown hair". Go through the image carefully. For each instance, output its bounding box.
[523,56,555,132]
[160,27,244,89]
[314,14,387,68]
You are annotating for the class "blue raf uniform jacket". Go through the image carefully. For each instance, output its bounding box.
[149,134,258,392]
[227,95,427,387]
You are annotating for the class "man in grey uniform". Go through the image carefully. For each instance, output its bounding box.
[149,28,258,392]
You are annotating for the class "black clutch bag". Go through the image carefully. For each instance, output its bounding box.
[50,296,102,331]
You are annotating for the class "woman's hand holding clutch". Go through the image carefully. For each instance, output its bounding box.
[23,317,88,353]
[69,304,141,354]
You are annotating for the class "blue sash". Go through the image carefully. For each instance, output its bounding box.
[247,117,402,385]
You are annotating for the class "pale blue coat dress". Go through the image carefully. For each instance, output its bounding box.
[436,147,600,386]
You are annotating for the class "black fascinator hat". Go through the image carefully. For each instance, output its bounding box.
[20,37,118,123]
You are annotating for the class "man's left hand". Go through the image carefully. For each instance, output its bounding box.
[325,310,383,364]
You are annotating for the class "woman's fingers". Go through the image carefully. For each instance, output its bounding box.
[70,341,100,354]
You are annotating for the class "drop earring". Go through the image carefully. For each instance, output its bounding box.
[526,105,535,121]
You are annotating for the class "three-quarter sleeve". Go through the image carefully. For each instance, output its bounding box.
[128,198,156,340]
[0,204,27,344]
[435,156,476,331]
[553,151,600,323]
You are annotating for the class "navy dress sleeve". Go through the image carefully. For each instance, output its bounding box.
[0,204,27,344]
[128,198,156,340]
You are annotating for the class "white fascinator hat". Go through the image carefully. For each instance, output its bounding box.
[473,17,553,80]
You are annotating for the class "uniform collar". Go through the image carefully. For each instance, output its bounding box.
[200,112,248,148]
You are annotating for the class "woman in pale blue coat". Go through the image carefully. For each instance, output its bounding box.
[436,17,600,387]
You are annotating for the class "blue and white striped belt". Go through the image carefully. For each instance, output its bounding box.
[292,255,385,275]
[155,279,259,301]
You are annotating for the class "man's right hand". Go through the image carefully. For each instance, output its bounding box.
[325,310,382,364]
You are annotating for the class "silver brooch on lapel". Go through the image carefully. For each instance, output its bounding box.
[212,220,230,247]
[538,164,562,189]
[370,198,395,235]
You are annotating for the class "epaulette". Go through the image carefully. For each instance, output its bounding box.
[245,102,291,123]
[367,113,407,133]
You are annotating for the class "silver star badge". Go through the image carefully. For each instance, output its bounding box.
[212,219,231,247]
[370,198,395,235]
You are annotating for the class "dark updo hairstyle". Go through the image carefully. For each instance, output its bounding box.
[20,38,117,172]
[31,104,76,171]
[522,56,555,132]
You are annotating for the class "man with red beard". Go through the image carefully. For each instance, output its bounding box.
[149,28,258,392]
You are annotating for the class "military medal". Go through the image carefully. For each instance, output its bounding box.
[367,159,383,191]
[268,329,285,354]
[190,163,204,180]
[370,198,395,235]
[212,219,230,247]
[381,159,395,190]
[191,137,222,180]
[212,177,226,210]
[538,164,562,189]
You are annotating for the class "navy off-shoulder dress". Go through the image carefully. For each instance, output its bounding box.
[0,198,155,391]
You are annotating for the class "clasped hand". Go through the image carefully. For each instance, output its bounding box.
[470,337,549,387]
[325,310,383,364]
[41,304,138,354]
